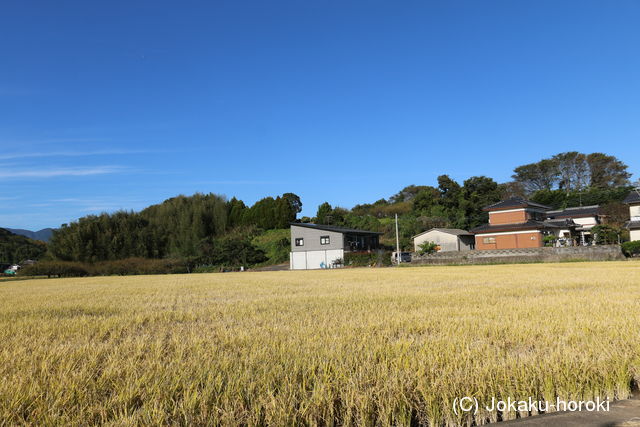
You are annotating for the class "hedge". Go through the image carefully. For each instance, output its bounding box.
[622,241,640,257]
[344,251,392,267]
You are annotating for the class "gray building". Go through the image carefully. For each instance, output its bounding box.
[413,228,475,252]
[290,223,382,270]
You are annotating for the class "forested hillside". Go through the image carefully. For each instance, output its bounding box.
[40,151,636,268]
[48,193,301,264]
[0,228,47,265]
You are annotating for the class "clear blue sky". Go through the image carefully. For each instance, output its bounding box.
[1,1,639,230]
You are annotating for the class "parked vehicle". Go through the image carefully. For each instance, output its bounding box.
[391,252,412,264]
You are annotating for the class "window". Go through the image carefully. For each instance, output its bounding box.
[320,235,330,245]
[295,238,304,247]
[483,237,496,244]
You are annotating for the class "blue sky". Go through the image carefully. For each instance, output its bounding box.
[1,1,639,230]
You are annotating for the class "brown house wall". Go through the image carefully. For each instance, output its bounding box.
[475,231,543,250]
[489,210,528,225]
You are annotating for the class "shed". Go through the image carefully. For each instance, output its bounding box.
[413,228,475,252]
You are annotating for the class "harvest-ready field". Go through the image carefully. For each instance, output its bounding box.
[1,262,639,426]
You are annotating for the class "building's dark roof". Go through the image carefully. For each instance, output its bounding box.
[544,219,577,228]
[412,228,473,238]
[547,205,600,219]
[470,219,573,234]
[290,223,383,235]
[625,220,640,230]
[483,197,552,212]
[623,190,640,205]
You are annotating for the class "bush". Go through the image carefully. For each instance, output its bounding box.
[198,234,267,267]
[622,241,640,257]
[418,241,439,255]
[591,225,622,245]
[344,251,392,267]
[251,229,290,265]
[543,235,556,247]
[20,261,90,278]
[20,258,190,277]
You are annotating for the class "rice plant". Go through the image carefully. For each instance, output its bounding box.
[0,261,638,426]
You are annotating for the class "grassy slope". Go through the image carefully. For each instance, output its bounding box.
[251,228,290,266]
[0,262,639,425]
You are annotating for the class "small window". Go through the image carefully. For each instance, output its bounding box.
[295,238,304,246]
[483,237,496,244]
[320,235,330,245]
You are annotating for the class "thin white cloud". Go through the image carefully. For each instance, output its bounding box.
[192,180,281,185]
[0,149,152,160]
[81,206,129,212]
[0,166,124,179]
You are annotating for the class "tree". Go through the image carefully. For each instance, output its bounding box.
[459,176,502,229]
[282,193,303,216]
[591,225,622,245]
[512,159,560,193]
[437,175,461,210]
[227,197,247,228]
[412,187,439,213]
[316,202,333,225]
[512,152,630,195]
[553,152,589,192]
[586,153,631,188]
[498,181,526,199]
[390,185,433,204]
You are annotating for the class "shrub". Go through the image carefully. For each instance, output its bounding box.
[418,241,439,255]
[621,241,640,257]
[20,258,191,277]
[591,225,622,245]
[20,261,90,278]
[345,251,392,267]
[251,229,290,265]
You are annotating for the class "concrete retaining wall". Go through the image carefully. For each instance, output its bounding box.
[411,245,625,265]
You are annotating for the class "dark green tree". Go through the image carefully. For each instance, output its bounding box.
[316,202,333,225]
[586,153,631,188]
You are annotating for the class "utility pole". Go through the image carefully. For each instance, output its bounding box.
[395,213,401,265]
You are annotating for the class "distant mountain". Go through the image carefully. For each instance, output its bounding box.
[6,228,55,242]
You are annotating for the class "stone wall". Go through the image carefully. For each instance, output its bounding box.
[411,245,625,265]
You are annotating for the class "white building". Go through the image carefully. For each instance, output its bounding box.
[624,190,640,241]
[546,205,601,245]
[412,228,474,252]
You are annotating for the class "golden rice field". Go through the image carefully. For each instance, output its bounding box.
[1,261,639,426]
